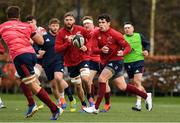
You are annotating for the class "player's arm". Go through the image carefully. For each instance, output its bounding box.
[140,33,150,56]
[31,32,44,45]
[0,37,9,61]
[55,32,71,53]
[116,32,131,56]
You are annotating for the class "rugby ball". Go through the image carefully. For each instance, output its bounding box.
[72,34,85,48]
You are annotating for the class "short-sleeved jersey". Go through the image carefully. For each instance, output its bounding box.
[0,20,36,60]
[92,28,131,65]
[55,25,90,67]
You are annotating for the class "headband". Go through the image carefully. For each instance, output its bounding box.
[83,19,93,24]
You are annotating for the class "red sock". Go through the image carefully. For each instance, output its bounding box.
[36,88,57,113]
[20,83,35,106]
[104,92,111,105]
[125,84,147,99]
[95,82,106,109]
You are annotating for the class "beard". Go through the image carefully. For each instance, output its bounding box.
[65,24,73,30]
[50,29,58,35]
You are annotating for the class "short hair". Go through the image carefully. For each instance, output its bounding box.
[98,13,111,22]
[25,15,36,21]
[6,6,20,19]
[49,18,60,25]
[64,12,75,19]
[123,21,134,26]
[82,16,93,21]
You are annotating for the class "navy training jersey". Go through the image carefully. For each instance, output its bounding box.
[42,31,63,66]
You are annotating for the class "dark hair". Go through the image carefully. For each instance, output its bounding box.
[98,13,111,22]
[64,12,75,18]
[25,15,36,21]
[82,16,93,21]
[123,21,134,26]
[49,18,60,25]
[6,6,20,19]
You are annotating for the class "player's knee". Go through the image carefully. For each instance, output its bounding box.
[133,79,142,86]
[98,76,106,83]
[54,74,63,82]
[71,76,81,84]
[81,75,89,83]
[22,74,36,84]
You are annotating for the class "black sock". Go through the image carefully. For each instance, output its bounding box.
[81,101,87,107]
[64,87,73,102]
[87,93,91,100]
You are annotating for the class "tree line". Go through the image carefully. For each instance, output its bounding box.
[0,0,179,55]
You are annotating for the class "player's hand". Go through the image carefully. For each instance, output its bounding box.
[143,50,149,56]
[117,50,124,56]
[38,50,46,57]
[102,46,109,54]
[80,45,87,52]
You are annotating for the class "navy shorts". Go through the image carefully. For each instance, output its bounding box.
[43,60,64,81]
[13,53,37,79]
[124,60,144,79]
[105,60,124,79]
[0,61,5,77]
[37,58,43,65]
[89,60,101,72]
[67,60,89,78]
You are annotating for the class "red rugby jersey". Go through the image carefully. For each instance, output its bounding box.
[0,20,36,60]
[55,25,90,67]
[92,27,131,65]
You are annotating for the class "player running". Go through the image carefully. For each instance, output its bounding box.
[0,6,63,120]
[83,13,152,114]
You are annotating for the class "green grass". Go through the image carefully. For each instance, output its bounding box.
[0,94,180,122]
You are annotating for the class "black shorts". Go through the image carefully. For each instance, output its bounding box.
[14,53,37,79]
[89,60,101,72]
[0,61,5,77]
[105,60,124,79]
[67,60,89,78]
[124,60,144,79]
[43,61,64,81]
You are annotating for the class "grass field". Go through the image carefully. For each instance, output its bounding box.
[0,94,180,122]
